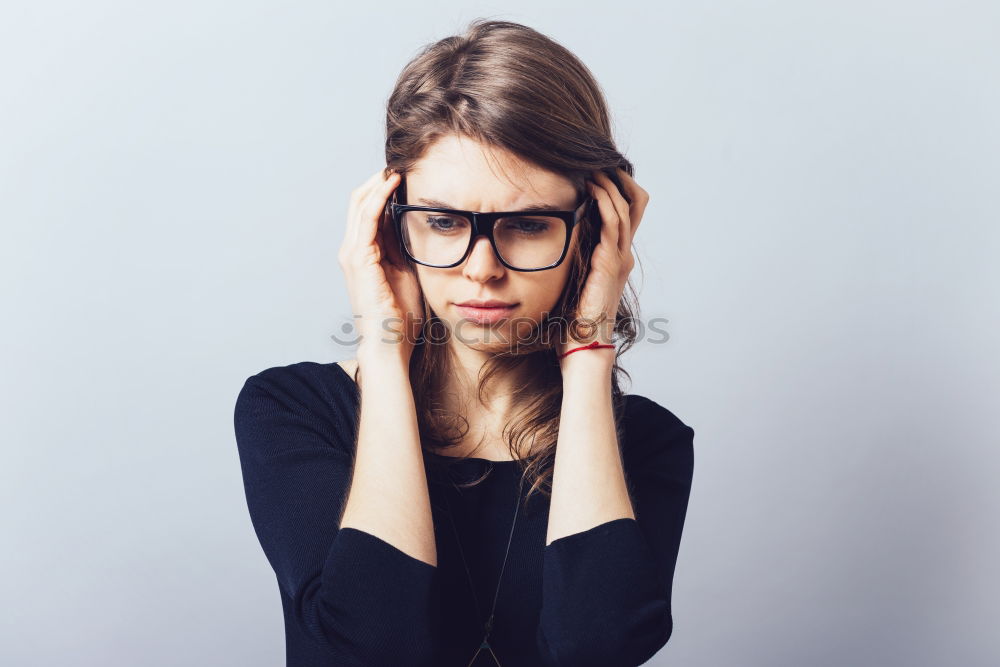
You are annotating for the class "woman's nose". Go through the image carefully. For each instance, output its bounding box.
[461,236,505,279]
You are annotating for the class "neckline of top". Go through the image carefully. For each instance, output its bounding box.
[426,450,524,465]
[330,360,526,466]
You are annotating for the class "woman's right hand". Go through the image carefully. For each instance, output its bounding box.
[338,168,424,361]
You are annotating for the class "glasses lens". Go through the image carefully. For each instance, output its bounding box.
[493,215,566,269]
[399,211,566,270]
[399,210,471,265]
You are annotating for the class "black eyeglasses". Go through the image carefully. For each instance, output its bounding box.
[388,189,595,272]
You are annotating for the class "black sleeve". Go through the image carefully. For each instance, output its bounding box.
[535,398,695,667]
[233,366,441,666]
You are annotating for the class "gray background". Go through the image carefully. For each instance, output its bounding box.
[2,1,998,665]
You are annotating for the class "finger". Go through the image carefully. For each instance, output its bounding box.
[614,167,637,202]
[345,172,381,249]
[593,171,631,256]
[616,167,648,241]
[346,169,397,246]
[358,171,401,247]
[587,176,620,254]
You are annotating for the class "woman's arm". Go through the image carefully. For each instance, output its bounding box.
[545,167,649,544]
[536,349,695,667]
[338,343,437,566]
[547,348,633,545]
[233,357,440,667]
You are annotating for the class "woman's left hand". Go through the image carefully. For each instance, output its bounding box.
[558,167,648,359]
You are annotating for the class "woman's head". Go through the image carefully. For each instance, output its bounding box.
[384,19,635,353]
[377,18,640,498]
[400,133,587,352]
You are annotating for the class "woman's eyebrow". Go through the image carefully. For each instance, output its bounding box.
[415,197,563,211]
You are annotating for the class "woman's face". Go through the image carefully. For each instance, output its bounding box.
[403,133,582,352]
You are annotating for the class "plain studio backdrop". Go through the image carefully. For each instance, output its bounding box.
[2,1,997,665]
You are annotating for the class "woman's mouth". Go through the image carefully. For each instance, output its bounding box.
[453,302,519,325]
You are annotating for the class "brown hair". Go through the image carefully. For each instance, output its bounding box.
[359,18,644,507]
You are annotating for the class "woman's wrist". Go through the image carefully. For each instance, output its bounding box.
[357,339,412,371]
[558,334,616,361]
[558,343,616,376]
[558,339,614,357]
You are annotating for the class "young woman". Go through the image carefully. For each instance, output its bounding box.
[234,19,695,667]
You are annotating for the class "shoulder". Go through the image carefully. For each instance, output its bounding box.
[622,394,694,439]
[239,359,358,403]
[621,393,695,479]
[233,360,360,454]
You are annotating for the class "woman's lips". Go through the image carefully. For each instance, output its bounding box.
[454,304,518,325]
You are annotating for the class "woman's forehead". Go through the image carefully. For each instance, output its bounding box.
[405,134,578,207]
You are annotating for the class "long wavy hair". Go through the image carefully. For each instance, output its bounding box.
[355,18,644,508]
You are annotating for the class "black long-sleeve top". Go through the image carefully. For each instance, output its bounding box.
[233,360,695,666]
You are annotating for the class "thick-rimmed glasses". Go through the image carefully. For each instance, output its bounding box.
[388,190,595,272]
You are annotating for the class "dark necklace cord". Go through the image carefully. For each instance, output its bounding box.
[442,465,526,667]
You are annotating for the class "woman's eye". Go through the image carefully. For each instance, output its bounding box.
[426,216,467,231]
[503,219,549,235]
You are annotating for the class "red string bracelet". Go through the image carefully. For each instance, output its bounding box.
[558,340,616,359]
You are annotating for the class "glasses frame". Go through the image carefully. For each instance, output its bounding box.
[388,189,596,272]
